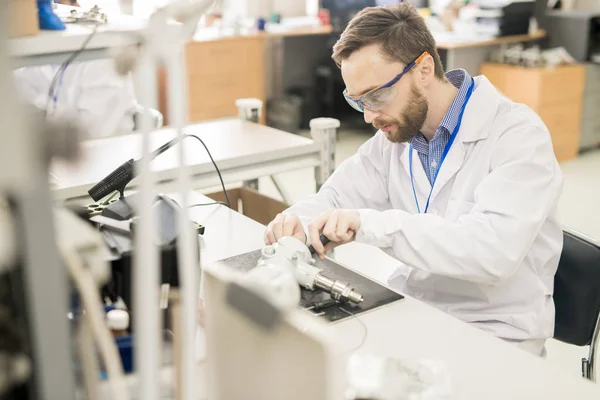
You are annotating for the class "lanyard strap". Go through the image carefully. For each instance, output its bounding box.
[409,79,475,214]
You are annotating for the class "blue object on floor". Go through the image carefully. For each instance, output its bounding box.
[38,0,66,30]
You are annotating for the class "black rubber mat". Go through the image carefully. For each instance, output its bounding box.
[213,249,404,322]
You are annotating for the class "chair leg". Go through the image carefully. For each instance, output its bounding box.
[582,357,591,380]
[585,311,600,382]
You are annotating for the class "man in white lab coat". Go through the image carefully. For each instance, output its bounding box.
[264,3,563,355]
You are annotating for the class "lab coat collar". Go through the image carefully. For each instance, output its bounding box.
[456,75,500,144]
[398,75,501,204]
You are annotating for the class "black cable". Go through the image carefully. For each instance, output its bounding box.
[184,134,232,209]
[46,24,99,114]
[188,201,228,208]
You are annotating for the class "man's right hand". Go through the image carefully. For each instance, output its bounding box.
[264,213,307,245]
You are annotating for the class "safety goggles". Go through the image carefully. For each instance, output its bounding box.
[343,51,429,112]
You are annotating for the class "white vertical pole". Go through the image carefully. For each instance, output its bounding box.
[133,50,161,400]
[166,25,198,400]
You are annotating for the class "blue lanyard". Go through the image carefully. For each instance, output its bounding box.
[52,65,68,109]
[409,79,475,214]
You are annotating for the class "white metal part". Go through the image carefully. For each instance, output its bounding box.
[246,264,301,310]
[258,237,364,305]
[294,260,322,291]
[259,237,322,291]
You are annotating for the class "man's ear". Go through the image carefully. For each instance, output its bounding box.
[417,54,435,85]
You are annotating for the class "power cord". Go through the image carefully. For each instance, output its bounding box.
[183,134,231,208]
[46,24,99,115]
[339,307,368,353]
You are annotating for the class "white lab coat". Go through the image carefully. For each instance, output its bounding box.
[286,75,564,347]
[13,59,136,139]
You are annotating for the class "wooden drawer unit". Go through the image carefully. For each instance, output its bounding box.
[159,36,266,124]
[538,101,583,161]
[186,37,263,76]
[481,63,586,161]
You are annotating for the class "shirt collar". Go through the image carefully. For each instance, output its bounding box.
[439,69,472,136]
[409,68,472,152]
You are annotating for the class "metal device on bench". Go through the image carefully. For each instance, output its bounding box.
[258,236,364,305]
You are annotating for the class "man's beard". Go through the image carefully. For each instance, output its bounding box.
[373,83,428,143]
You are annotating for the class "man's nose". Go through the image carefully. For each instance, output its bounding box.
[363,109,379,124]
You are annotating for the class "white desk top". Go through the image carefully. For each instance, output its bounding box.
[9,16,144,68]
[51,118,319,201]
[182,191,600,399]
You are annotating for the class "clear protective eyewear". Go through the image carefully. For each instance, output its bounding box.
[343,52,429,112]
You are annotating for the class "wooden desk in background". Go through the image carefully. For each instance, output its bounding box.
[158,25,333,125]
[436,30,547,76]
[159,28,547,127]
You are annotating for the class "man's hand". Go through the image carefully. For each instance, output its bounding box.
[264,213,307,245]
[308,209,361,259]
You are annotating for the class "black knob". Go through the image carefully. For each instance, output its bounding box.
[308,234,331,255]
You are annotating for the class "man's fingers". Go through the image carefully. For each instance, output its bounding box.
[322,212,340,242]
[340,230,356,243]
[282,214,295,237]
[292,223,307,243]
[272,220,283,241]
[266,230,277,245]
[322,241,338,255]
[335,215,350,241]
[308,215,328,255]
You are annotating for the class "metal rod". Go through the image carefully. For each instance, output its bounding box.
[166,27,198,400]
[134,49,161,400]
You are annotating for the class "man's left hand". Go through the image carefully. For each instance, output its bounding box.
[308,209,361,259]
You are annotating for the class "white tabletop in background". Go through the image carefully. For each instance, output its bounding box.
[9,11,145,68]
[51,118,319,201]
[182,191,600,399]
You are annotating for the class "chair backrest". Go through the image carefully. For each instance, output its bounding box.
[554,230,600,346]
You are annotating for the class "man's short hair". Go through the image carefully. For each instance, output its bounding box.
[332,3,445,80]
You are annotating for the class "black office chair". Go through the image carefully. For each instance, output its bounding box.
[553,228,600,381]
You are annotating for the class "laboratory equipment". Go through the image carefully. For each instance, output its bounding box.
[259,236,364,305]
[202,260,344,400]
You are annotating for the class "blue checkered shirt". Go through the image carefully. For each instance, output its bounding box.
[410,69,473,184]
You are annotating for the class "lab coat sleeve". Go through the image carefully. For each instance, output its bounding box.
[285,131,392,235]
[355,122,563,285]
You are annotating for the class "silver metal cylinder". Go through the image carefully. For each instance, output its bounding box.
[314,274,335,292]
[314,274,364,304]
